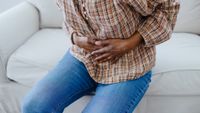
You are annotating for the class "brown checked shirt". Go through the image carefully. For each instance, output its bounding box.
[56,0,180,84]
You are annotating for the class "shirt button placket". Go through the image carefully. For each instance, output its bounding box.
[81,0,89,20]
[80,0,97,36]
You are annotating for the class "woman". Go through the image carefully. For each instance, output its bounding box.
[21,0,180,113]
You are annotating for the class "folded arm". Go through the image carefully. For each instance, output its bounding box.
[126,0,180,47]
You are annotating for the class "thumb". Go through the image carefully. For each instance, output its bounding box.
[95,40,109,46]
[87,38,96,44]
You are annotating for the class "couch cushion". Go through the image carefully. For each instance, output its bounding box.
[27,0,63,28]
[7,29,72,86]
[174,0,200,34]
[148,33,200,95]
[7,30,200,95]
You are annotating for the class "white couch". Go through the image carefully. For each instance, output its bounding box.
[0,0,200,113]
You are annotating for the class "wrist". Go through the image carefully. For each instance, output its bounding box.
[134,31,144,44]
[125,31,144,50]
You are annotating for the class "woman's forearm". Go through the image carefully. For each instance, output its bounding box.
[124,31,144,52]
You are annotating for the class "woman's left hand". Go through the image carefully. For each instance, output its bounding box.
[88,32,144,64]
[88,38,128,64]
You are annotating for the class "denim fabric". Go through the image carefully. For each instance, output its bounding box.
[21,49,152,113]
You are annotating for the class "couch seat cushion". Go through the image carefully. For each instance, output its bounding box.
[7,30,200,95]
[7,29,72,86]
[148,33,200,95]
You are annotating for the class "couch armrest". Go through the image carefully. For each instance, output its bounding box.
[0,2,39,82]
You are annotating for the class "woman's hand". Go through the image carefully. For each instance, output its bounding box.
[88,31,144,64]
[88,38,128,64]
[74,35,102,53]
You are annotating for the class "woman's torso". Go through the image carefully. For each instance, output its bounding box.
[62,0,143,40]
[57,0,156,83]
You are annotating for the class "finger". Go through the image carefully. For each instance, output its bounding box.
[88,37,101,44]
[95,40,110,46]
[92,45,104,51]
[85,37,95,44]
[99,55,113,63]
[84,44,102,53]
[86,51,100,59]
[91,46,112,55]
[94,53,111,62]
[86,49,99,59]
[111,56,120,64]
[111,54,123,64]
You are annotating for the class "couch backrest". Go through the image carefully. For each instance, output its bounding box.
[174,0,200,34]
[27,0,200,34]
[27,0,63,28]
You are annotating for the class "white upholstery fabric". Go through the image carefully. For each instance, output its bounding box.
[0,82,29,113]
[148,33,200,95]
[27,0,63,28]
[0,2,39,82]
[174,0,200,34]
[7,30,200,95]
[7,29,72,86]
[153,33,200,73]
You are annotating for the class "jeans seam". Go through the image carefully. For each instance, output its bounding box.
[52,86,95,113]
[124,83,149,113]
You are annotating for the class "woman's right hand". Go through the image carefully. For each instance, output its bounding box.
[73,35,102,53]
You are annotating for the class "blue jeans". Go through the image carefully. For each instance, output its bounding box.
[21,49,152,113]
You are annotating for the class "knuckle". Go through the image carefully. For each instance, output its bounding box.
[85,37,90,43]
[109,45,114,49]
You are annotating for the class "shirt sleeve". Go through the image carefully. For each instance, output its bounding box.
[56,0,77,44]
[63,20,84,46]
[126,0,180,47]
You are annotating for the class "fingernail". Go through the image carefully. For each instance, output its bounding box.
[91,52,94,55]
[95,41,101,45]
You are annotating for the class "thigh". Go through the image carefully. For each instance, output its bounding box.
[82,71,152,113]
[21,49,97,113]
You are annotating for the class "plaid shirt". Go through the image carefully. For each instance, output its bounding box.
[56,0,180,84]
